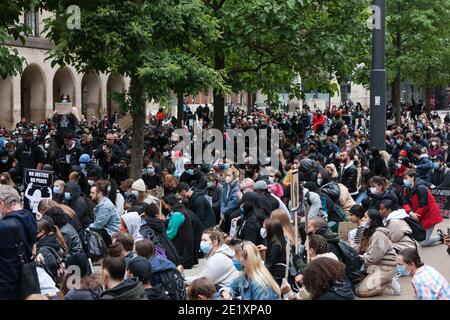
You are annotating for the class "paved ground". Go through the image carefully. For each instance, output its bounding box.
[185,219,450,300]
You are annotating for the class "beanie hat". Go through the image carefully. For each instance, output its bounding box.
[132,179,146,192]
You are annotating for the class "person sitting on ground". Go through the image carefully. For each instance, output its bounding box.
[397,248,449,300]
[100,255,148,300]
[112,233,136,266]
[357,209,397,298]
[63,253,102,300]
[187,277,217,300]
[126,256,170,300]
[347,204,368,251]
[185,229,240,289]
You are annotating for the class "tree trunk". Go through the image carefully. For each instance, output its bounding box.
[425,69,433,115]
[247,91,253,113]
[130,76,146,180]
[177,92,184,128]
[213,48,225,131]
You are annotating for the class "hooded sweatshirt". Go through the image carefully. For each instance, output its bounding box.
[185,244,240,289]
[66,181,91,228]
[363,227,397,267]
[100,279,148,300]
[383,209,416,252]
[121,212,144,242]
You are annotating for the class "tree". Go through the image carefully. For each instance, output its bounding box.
[0,0,42,78]
[202,0,371,130]
[44,0,222,179]
[386,0,450,123]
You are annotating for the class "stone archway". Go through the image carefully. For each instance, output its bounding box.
[21,64,46,123]
[81,73,102,121]
[107,74,125,119]
[0,77,13,128]
[53,67,76,108]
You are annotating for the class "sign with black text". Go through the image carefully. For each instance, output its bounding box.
[430,188,450,219]
[24,169,54,213]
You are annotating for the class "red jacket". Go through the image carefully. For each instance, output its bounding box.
[312,115,325,131]
[402,179,443,229]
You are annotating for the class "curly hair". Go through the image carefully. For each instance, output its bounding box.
[303,257,346,300]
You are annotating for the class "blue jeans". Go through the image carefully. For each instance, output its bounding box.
[355,192,368,205]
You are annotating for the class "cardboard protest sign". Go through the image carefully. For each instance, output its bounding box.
[55,103,73,114]
[118,113,133,131]
[23,169,54,213]
[290,170,300,211]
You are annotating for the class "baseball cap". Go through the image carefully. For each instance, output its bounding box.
[128,256,152,281]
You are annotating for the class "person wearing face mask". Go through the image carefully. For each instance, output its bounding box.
[205,173,223,224]
[410,146,433,180]
[367,176,400,210]
[142,161,162,190]
[65,181,91,228]
[179,164,205,189]
[368,148,389,178]
[312,110,325,134]
[15,130,46,179]
[441,141,450,163]
[220,167,241,232]
[397,248,449,300]
[107,157,129,186]
[52,180,66,204]
[185,229,240,289]
[402,170,444,248]
[256,219,290,286]
[177,182,216,229]
[321,136,340,160]
[268,170,284,199]
[427,138,443,158]
[427,154,450,189]
[0,185,37,300]
[392,134,411,161]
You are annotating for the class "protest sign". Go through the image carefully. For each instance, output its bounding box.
[430,188,450,219]
[55,103,73,114]
[23,169,54,213]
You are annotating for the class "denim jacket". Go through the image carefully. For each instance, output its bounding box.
[221,181,240,217]
[222,276,280,300]
[90,197,120,236]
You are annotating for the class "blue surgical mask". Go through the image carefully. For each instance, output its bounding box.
[64,192,71,201]
[186,169,194,175]
[200,241,211,255]
[53,187,60,194]
[1,159,7,164]
[207,181,215,188]
[403,179,411,188]
[433,162,441,170]
[80,163,87,169]
[232,258,242,271]
[260,227,267,239]
[397,265,410,277]
[147,168,155,175]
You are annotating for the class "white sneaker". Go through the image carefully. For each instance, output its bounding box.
[384,275,401,296]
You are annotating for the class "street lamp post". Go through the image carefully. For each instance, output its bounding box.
[370,0,387,150]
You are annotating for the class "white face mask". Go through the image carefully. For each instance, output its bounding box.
[370,187,380,195]
[88,180,95,186]
[44,143,50,149]
[260,228,267,239]
[268,177,275,184]
[432,142,438,147]
[163,151,170,157]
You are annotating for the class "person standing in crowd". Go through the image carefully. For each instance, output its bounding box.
[15,129,46,178]
[205,173,223,224]
[0,185,37,299]
[397,248,449,300]
[402,170,444,247]
[89,180,120,247]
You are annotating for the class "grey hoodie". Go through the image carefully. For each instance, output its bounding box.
[363,227,397,267]
[185,244,240,289]
[383,209,417,252]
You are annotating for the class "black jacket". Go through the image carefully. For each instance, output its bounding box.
[188,190,216,228]
[238,214,264,246]
[145,285,170,300]
[60,223,83,261]
[369,189,400,210]
[100,279,148,300]
[140,216,181,266]
[0,210,37,300]
[369,156,389,178]
[427,166,450,189]
[15,141,46,172]
[66,181,91,228]
[167,211,195,269]
[339,162,358,194]
[143,173,162,190]
[265,241,286,283]
[317,280,355,300]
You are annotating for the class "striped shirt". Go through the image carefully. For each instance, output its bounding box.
[412,265,450,300]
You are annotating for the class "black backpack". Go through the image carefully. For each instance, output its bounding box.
[36,245,66,285]
[82,229,106,262]
[403,216,426,242]
[336,241,364,286]
[158,268,187,300]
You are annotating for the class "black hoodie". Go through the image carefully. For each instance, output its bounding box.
[66,181,91,228]
[188,189,216,228]
[100,279,148,300]
[145,284,170,300]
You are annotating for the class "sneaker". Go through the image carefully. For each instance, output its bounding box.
[384,275,401,296]
[437,229,445,243]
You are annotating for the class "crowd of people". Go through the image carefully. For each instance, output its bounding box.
[0,101,449,301]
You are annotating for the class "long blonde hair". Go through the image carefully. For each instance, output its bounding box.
[238,241,281,297]
[38,199,78,222]
[271,209,295,247]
